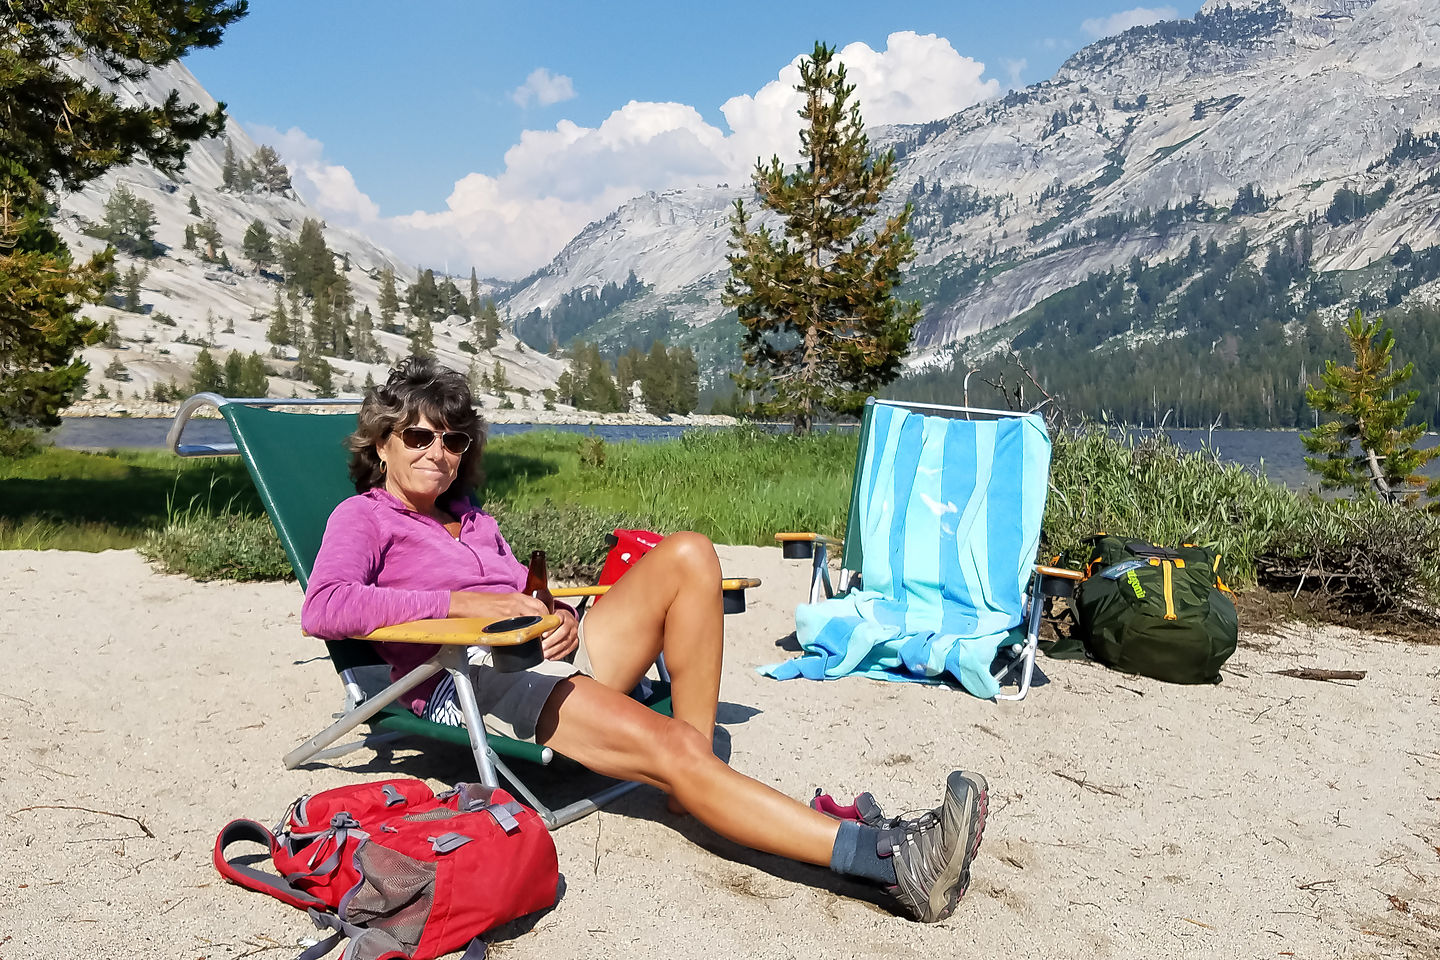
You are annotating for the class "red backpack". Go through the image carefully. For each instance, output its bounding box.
[214,779,558,960]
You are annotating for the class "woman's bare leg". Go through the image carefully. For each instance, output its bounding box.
[577,531,724,748]
[536,676,840,865]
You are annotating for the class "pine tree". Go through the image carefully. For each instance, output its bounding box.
[478,298,500,349]
[1302,309,1439,504]
[221,141,240,190]
[407,269,440,321]
[121,265,144,313]
[311,358,334,395]
[672,345,700,414]
[242,219,275,269]
[378,267,400,332]
[639,341,674,415]
[469,267,480,315]
[99,184,159,257]
[309,290,333,357]
[189,348,224,394]
[240,352,269,397]
[616,346,643,411]
[250,144,291,192]
[183,223,196,251]
[556,370,575,406]
[353,305,376,362]
[289,219,336,299]
[194,217,223,261]
[334,307,353,360]
[410,317,435,357]
[222,350,244,394]
[267,290,291,346]
[723,42,920,435]
[490,359,510,397]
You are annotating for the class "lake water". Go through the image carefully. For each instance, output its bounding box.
[51,418,1438,492]
[53,417,721,451]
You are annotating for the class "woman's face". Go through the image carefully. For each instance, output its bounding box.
[376,413,462,512]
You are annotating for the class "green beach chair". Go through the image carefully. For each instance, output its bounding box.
[167,393,724,829]
[771,398,1082,701]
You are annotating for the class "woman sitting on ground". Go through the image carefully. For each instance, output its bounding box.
[301,356,989,923]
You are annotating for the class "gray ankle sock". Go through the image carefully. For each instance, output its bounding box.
[829,820,898,885]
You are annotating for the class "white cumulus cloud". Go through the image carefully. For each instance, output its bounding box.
[1081,6,1179,39]
[256,32,999,279]
[510,68,577,107]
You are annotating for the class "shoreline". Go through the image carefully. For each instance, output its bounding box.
[58,398,741,428]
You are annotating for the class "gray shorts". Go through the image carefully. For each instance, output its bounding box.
[421,621,594,742]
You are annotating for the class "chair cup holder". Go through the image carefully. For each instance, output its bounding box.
[491,638,544,673]
[781,541,814,560]
[723,589,747,614]
[1042,577,1075,598]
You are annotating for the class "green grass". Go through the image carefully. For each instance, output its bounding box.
[11,425,1440,617]
[481,425,856,545]
[0,447,261,551]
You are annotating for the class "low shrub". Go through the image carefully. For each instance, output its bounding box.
[140,511,292,581]
[1045,425,1440,617]
[0,426,40,459]
[1258,497,1440,616]
[485,500,654,583]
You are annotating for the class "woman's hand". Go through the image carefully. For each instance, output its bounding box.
[541,609,580,661]
[447,590,549,622]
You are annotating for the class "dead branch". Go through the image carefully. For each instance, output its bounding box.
[12,804,155,838]
[1271,668,1366,682]
[1052,770,1124,797]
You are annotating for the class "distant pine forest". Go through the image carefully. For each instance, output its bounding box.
[894,229,1440,429]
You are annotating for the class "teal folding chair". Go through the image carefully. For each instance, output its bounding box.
[167,394,694,828]
[769,398,1082,701]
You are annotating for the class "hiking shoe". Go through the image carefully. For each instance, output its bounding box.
[811,789,901,829]
[885,770,989,923]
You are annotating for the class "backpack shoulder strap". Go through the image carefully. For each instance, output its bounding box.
[213,819,331,911]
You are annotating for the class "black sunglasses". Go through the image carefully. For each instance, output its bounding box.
[398,426,472,455]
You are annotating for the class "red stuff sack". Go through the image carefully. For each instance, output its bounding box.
[214,779,558,960]
[596,529,664,592]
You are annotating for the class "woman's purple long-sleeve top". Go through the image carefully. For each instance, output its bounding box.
[301,488,533,709]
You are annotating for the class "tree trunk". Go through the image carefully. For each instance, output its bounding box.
[1364,444,1392,499]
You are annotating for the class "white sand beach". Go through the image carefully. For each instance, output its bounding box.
[1,546,1437,959]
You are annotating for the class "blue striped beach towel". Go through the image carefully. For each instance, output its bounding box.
[759,405,1051,699]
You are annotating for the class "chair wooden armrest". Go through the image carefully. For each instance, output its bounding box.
[552,585,610,598]
[355,614,562,646]
[1036,565,1085,581]
[555,579,762,614]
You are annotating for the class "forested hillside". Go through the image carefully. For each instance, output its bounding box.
[895,231,1440,427]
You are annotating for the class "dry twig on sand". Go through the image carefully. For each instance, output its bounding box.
[11,804,154,838]
[1052,770,1125,797]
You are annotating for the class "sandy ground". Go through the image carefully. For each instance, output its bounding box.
[2,546,1438,960]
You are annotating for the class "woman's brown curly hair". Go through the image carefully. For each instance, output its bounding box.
[346,356,487,497]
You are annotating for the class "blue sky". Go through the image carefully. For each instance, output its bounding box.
[183,1,1197,277]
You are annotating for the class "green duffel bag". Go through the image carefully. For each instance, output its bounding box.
[1075,535,1238,684]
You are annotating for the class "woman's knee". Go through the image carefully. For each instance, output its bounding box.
[648,714,717,787]
[661,531,721,580]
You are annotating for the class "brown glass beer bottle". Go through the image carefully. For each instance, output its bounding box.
[525,550,555,613]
